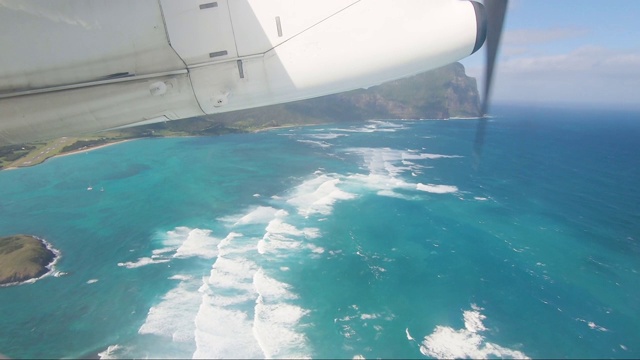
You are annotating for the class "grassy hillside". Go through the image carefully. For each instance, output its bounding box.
[0,235,56,285]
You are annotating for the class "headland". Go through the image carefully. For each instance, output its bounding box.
[0,235,60,286]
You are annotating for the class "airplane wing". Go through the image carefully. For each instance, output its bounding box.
[0,0,486,146]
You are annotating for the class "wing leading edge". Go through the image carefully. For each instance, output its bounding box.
[0,0,485,145]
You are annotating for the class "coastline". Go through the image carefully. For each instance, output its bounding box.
[53,139,135,159]
[2,139,136,171]
[0,235,61,287]
[251,123,323,133]
[2,124,316,171]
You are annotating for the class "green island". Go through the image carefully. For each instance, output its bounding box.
[0,235,58,286]
[0,62,480,170]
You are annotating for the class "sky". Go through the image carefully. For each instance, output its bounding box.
[460,0,640,109]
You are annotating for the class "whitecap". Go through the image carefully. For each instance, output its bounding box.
[193,298,263,359]
[307,133,347,140]
[258,234,302,255]
[416,183,458,194]
[168,274,192,281]
[138,277,202,344]
[98,344,126,359]
[266,218,320,239]
[297,139,332,148]
[418,304,529,359]
[252,269,310,358]
[173,228,220,259]
[222,206,281,226]
[406,328,415,341]
[117,257,170,269]
[576,318,609,332]
[193,237,263,358]
[345,147,459,179]
[360,313,379,320]
[286,174,355,217]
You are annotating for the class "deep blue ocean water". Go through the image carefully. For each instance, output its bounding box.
[0,105,639,359]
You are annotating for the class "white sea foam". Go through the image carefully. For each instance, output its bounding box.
[173,228,220,259]
[192,229,265,358]
[163,226,193,247]
[258,234,302,255]
[339,147,462,199]
[266,218,320,239]
[334,120,405,133]
[418,304,529,359]
[307,133,347,140]
[253,269,310,358]
[347,173,414,193]
[230,206,281,226]
[120,227,207,267]
[406,328,415,341]
[287,174,355,217]
[152,247,177,256]
[117,257,170,268]
[576,318,609,332]
[297,139,332,148]
[97,344,126,359]
[368,120,406,128]
[346,147,460,178]
[360,313,379,320]
[416,183,459,194]
[215,232,248,257]
[168,274,192,281]
[206,256,257,292]
[138,277,202,343]
[308,244,325,254]
[193,302,263,359]
[194,257,262,357]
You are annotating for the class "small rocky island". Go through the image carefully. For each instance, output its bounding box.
[0,234,58,286]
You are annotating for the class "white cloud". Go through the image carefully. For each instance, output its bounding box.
[491,46,640,107]
[499,46,640,76]
[503,27,588,47]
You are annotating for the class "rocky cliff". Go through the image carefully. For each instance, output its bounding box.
[209,62,480,130]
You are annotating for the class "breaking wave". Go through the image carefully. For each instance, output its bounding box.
[412,304,529,359]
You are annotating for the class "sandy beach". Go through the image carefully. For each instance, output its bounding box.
[53,139,135,158]
[2,139,136,171]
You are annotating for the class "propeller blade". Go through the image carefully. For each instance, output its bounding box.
[481,0,508,117]
[474,0,508,161]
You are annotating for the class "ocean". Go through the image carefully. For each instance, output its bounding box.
[0,105,638,359]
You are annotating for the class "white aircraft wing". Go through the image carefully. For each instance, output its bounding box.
[0,0,486,145]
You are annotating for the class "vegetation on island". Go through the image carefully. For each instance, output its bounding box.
[0,235,56,286]
[0,62,480,170]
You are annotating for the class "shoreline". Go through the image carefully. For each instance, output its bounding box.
[50,138,136,159]
[0,119,412,171]
[2,139,136,171]
[0,235,61,287]
[2,124,311,171]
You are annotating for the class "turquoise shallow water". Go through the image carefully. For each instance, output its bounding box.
[0,106,639,359]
